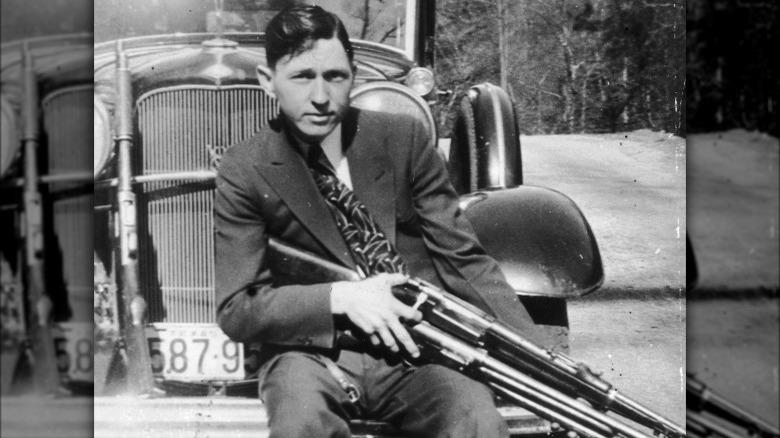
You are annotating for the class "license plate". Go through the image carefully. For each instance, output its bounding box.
[145,323,244,381]
[53,322,93,383]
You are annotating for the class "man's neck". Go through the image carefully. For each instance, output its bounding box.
[289,123,344,170]
[286,120,353,188]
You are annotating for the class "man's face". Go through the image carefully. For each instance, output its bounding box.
[260,37,354,144]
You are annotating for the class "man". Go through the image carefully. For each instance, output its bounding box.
[215,5,549,437]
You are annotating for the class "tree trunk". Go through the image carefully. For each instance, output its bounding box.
[562,83,574,133]
[580,77,588,132]
[537,89,543,134]
[497,0,509,90]
[621,56,629,125]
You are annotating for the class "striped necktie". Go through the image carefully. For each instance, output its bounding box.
[308,145,407,277]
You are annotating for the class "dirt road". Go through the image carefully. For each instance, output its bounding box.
[568,298,686,427]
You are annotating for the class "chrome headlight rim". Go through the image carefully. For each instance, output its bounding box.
[404,67,435,97]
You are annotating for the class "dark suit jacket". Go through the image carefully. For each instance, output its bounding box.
[214,108,543,350]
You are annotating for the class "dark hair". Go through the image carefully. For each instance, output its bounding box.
[265,5,354,69]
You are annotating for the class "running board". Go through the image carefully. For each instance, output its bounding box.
[89,397,554,438]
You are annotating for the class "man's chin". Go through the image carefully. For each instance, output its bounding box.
[294,124,336,144]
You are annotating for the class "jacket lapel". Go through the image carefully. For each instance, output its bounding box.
[345,112,397,246]
[253,124,355,269]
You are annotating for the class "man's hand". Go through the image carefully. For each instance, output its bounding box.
[330,273,422,357]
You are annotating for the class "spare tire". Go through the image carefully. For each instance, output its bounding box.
[449,83,522,194]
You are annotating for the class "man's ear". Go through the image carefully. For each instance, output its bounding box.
[256,65,276,99]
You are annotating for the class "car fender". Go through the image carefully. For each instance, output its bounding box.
[461,186,604,298]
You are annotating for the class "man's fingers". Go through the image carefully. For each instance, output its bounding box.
[388,319,420,358]
[355,316,382,346]
[372,273,408,288]
[393,301,423,323]
[342,274,420,356]
[384,273,409,286]
[375,325,398,353]
[352,317,378,342]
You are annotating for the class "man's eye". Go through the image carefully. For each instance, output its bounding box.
[291,73,313,80]
[325,72,349,82]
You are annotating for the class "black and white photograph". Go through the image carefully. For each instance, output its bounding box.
[89,1,687,437]
[0,0,775,437]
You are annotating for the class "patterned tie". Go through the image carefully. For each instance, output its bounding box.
[308,145,407,278]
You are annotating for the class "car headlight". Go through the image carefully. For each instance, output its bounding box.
[94,96,112,177]
[1,95,20,179]
[404,67,435,97]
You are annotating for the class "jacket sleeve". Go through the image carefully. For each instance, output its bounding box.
[213,146,336,348]
[406,119,545,340]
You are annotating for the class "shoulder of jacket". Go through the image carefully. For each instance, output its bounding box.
[222,123,279,162]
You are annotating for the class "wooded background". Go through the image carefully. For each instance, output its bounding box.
[434,0,686,137]
[88,0,688,137]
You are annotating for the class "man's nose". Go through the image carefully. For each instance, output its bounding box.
[310,77,328,106]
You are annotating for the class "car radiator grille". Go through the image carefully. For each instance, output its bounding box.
[136,86,277,323]
[43,86,94,322]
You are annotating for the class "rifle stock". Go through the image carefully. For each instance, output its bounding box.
[19,259,59,394]
[268,239,360,284]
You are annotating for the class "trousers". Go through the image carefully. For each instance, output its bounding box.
[259,349,509,438]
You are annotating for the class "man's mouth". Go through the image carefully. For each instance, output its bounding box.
[305,113,334,124]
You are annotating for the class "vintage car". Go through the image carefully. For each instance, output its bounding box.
[92,0,603,435]
[1,34,94,399]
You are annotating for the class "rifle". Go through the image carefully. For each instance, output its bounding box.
[104,40,156,395]
[267,238,686,438]
[687,372,779,438]
[10,41,61,395]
